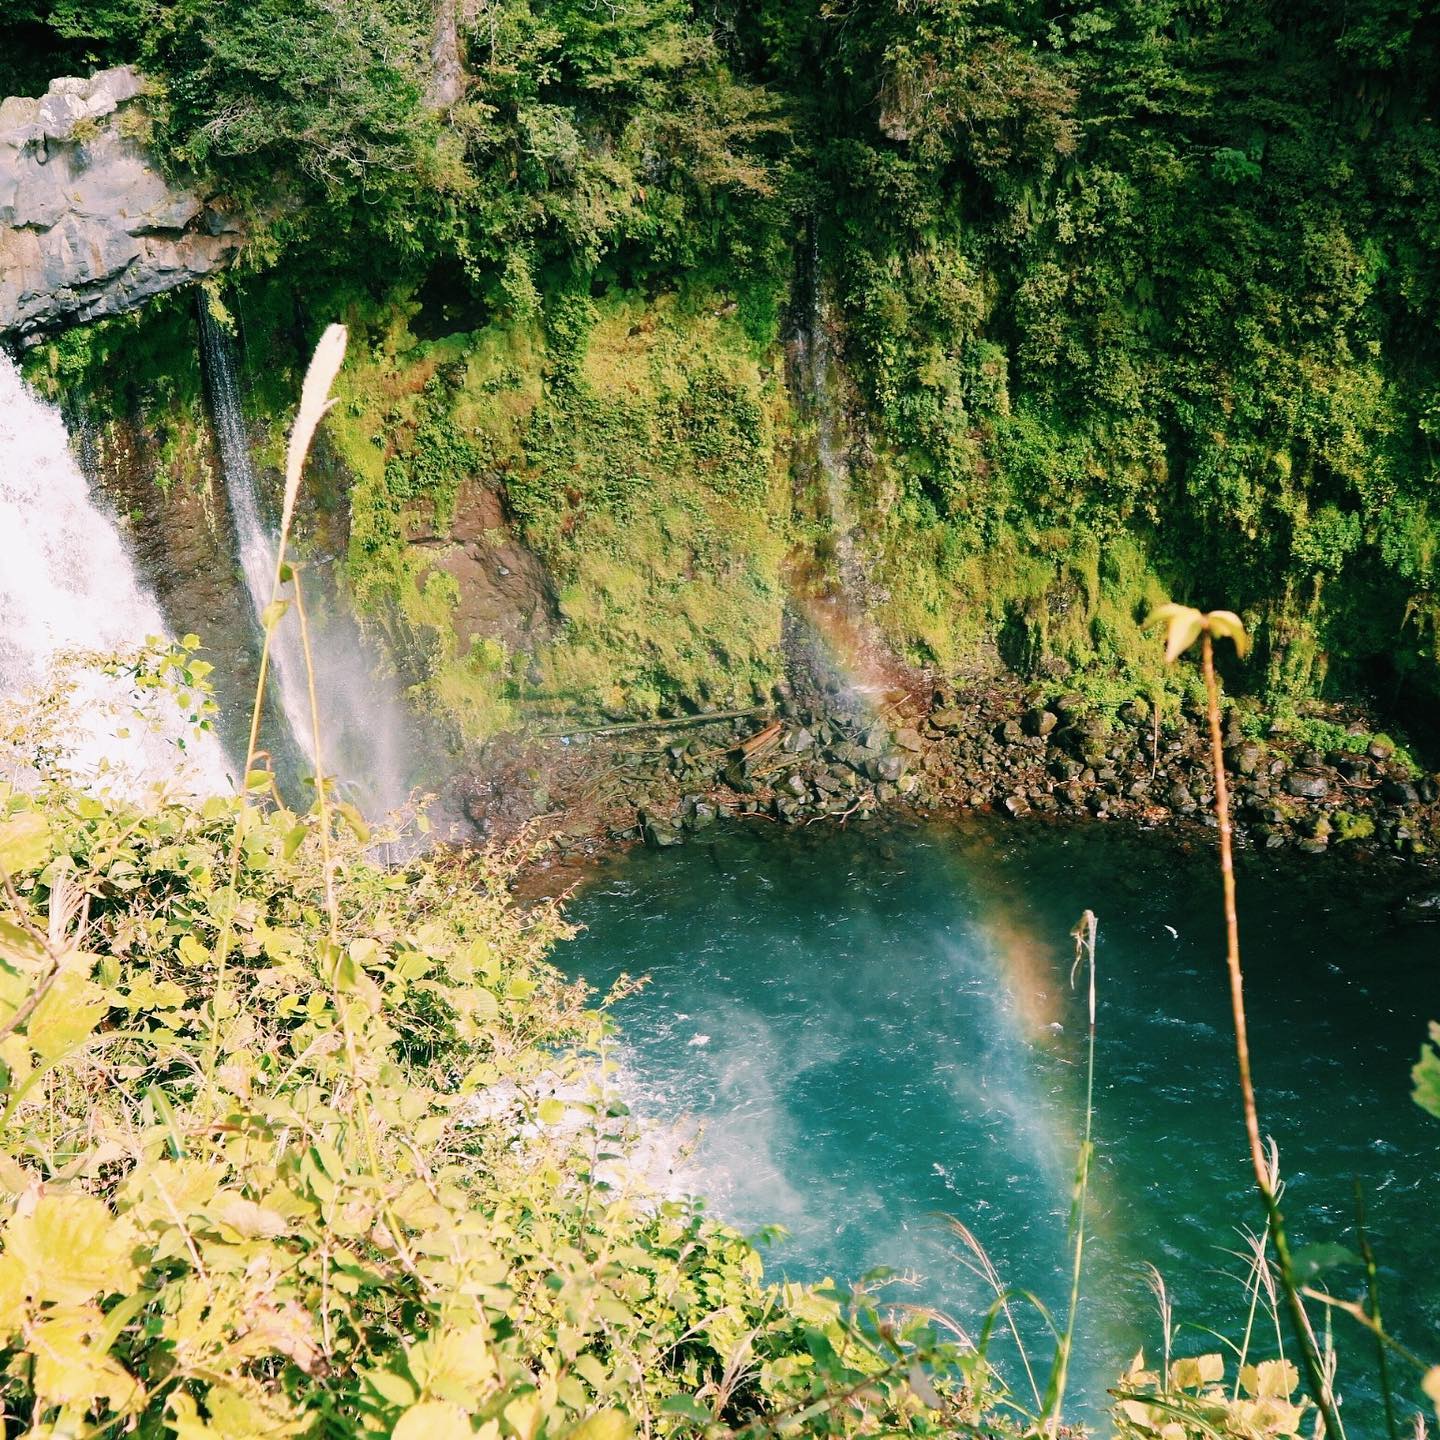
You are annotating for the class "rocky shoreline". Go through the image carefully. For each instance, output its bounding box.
[479,679,1440,885]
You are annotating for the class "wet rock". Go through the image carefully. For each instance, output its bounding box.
[1284,770,1329,800]
[688,801,718,830]
[876,753,906,783]
[642,817,683,848]
[1166,782,1197,812]
[1402,889,1440,923]
[1296,837,1329,854]
[782,771,810,799]
[722,763,756,793]
[1382,778,1420,806]
[1368,737,1395,761]
[1003,792,1031,818]
[1226,743,1261,776]
[1023,707,1058,738]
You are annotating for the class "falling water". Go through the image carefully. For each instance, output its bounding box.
[793,232,866,605]
[785,233,906,708]
[197,309,419,820]
[0,351,230,796]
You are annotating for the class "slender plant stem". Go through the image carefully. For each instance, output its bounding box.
[1355,1182,1398,1440]
[1200,632,1344,1438]
[1044,909,1098,1434]
[292,574,417,1279]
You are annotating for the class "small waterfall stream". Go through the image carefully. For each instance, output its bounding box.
[0,351,230,795]
[198,310,418,820]
[784,235,907,708]
[792,234,866,604]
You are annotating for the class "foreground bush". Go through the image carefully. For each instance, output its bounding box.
[0,773,990,1438]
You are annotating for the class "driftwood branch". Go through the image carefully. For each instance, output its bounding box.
[537,707,768,740]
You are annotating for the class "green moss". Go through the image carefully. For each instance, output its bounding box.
[1333,810,1376,843]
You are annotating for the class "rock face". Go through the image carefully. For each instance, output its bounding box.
[0,68,243,340]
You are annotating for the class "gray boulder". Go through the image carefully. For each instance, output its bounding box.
[1,67,244,339]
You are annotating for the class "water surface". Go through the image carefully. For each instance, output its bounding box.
[557,817,1440,1425]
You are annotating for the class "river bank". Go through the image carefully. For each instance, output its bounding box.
[474,671,1440,896]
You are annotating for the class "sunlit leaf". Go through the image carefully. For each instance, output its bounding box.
[1206,609,1251,657]
[0,812,51,874]
[567,1411,634,1440]
[1413,1021,1440,1120]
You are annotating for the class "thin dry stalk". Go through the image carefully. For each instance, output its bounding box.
[944,1217,1042,1411]
[1043,908,1098,1434]
[1199,631,1344,1438]
[207,326,347,1098]
[1143,1264,1174,1381]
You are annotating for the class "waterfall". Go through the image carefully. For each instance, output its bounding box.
[793,232,865,602]
[0,351,230,796]
[783,233,898,707]
[198,309,418,820]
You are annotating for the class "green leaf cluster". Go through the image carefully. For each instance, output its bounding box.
[0,723,979,1437]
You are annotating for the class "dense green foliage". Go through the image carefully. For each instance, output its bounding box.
[13,0,1440,732]
[0,664,1002,1438]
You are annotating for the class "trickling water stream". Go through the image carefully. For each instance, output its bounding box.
[560,817,1440,1428]
[199,309,420,819]
[0,351,229,794]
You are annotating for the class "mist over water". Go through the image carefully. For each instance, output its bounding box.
[558,817,1440,1427]
[199,309,421,819]
[0,351,229,795]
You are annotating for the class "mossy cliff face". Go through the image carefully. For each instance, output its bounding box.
[13,1,1440,761]
[23,255,1428,767]
[30,276,798,753]
[328,285,792,734]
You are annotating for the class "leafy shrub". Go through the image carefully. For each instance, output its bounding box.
[0,681,973,1438]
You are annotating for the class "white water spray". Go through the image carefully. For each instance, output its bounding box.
[0,351,230,796]
[198,310,418,819]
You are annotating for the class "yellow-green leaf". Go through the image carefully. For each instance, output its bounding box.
[1206,609,1251,658]
[1150,603,1205,663]
[0,812,51,874]
[4,1193,139,1305]
[394,1401,474,1440]
[260,600,290,631]
[567,1410,634,1440]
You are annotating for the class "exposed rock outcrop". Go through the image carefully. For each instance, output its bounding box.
[0,68,242,340]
